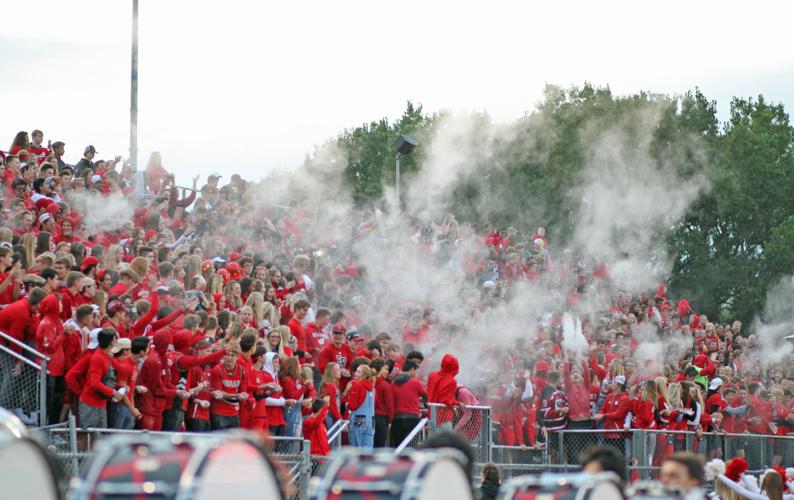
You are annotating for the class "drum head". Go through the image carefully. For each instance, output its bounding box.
[193,440,283,500]
[0,437,62,500]
[417,458,473,500]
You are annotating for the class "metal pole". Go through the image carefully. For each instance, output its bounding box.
[39,358,47,426]
[130,0,139,172]
[68,414,79,474]
[300,439,311,500]
[395,154,400,207]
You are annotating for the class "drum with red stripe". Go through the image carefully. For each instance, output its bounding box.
[497,472,625,500]
[73,433,284,500]
[0,407,65,500]
[310,448,474,500]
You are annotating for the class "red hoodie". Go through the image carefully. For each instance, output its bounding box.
[303,406,330,456]
[35,294,66,376]
[137,331,177,416]
[427,354,461,424]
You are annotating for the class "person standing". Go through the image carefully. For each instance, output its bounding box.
[317,323,354,391]
[209,346,249,430]
[138,331,184,431]
[427,354,463,429]
[78,329,120,428]
[346,364,376,450]
[371,358,393,447]
[390,360,426,447]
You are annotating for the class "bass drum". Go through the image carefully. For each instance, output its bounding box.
[0,407,64,500]
[75,433,285,500]
[498,472,625,500]
[310,448,474,500]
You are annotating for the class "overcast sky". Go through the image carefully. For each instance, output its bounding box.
[2,0,793,183]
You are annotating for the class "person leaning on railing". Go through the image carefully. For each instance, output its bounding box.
[0,287,48,374]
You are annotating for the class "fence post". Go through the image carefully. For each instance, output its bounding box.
[38,358,48,427]
[301,439,311,500]
[429,404,436,434]
[485,407,492,462]
[69,414,79,475]
[636,430,647,480]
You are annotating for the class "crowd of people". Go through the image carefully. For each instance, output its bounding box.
[0,128,792,476]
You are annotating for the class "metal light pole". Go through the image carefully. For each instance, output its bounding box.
[392,134,418,209]
[130,0,139,172]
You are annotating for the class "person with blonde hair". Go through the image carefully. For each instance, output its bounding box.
[223,280,243,312]
[321,362,343,428]
[346,363,376,449]
[265,326,291,358]
[103,244,125,271]
[244,291,266,329]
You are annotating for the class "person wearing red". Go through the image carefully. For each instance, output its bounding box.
[248,346,275,432]
[345,364,376,449]
[35,294,67,424]
[0,288,48,367]
[705,378,728,415]
[320,362,343,428]
[563,354,595,430]
[59,271,84,321]
[288,298,312,363]
[594,375,631,455]
[317,323,354,391]
[304,308,332,363]
[209,346,250,430]
[427,354,463,427]
[280,357,304,437]
[0,247,22,306]
[78,329,121,428]
[389,360,426,447]
[261,352,292,435]
[303,399,330,456]
[235,333,257,429]
[184,340,217,432]
[138,331,183,431]
[161,330,227,431]
[371,358,393,447]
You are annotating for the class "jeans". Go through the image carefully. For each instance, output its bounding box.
[109,402,134,430]
[79,401,108,429]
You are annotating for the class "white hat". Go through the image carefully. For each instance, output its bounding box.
[87,328,102,349]
[91,174,102,184]
[38,213,53,224]
[483,280,496,289]
[614,375,627,386]
[709,377,723,391]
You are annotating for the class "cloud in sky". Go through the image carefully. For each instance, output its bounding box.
[2,0,793,183]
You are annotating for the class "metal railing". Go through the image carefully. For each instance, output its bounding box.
[327,419,348,450]
[428,403,492,463]
[393,417,428,454]
[0,330,49,427]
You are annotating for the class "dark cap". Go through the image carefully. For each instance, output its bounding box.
[85,145,97,154]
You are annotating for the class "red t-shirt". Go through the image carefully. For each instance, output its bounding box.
[209,363,248,417]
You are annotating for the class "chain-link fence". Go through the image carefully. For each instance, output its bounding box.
[0,331,48,427]
[428,403,492,463]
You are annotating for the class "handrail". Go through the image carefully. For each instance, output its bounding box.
[0,343,43,371]
[394,417,428,454]
[426,402,491,411]
[327,420,349,448]
[0,330,50,362]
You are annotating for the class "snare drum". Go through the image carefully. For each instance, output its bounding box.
[310,448,474,500]
[498,472,625,500]
[0,408,64,500]
[74,433,285,500]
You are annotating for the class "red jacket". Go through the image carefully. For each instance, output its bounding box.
[287,317,307,354]
[345,379,374,412]
[303,407,330,456]
[427,354,460,424]
[79,349,116,409]
[0,297,37,354]
[65,349,96,396]
[601,391,631,438]
[137,332,177,416]
[322,382,342,422]
[630,398,657,430]
[35,294,65,376]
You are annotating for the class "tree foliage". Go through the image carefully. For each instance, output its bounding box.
[313,86,794,326]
